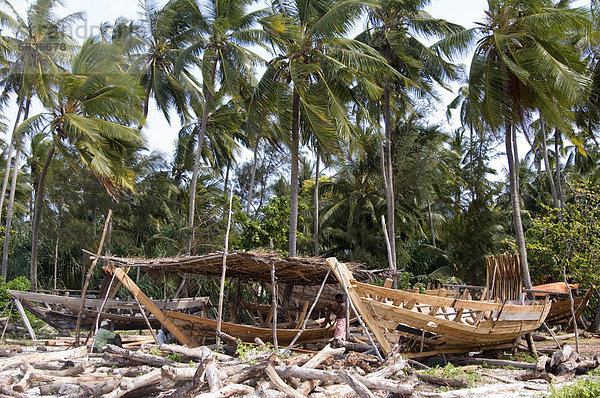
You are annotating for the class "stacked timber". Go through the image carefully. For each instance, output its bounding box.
[485,253,522,301]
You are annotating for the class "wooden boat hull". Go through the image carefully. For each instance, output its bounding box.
[8,290,209,332]
[165,310,336,347]
[328,258,552,356]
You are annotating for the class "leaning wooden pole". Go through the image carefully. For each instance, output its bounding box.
[216,184,234,345]
[271,260,278,351]
[381,216,396,288]
[563,266,579,353]
[87,270,117,350]
[284,268,331,354]
[75,209,112,346]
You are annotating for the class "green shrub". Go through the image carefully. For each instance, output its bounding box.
[548,378,600,398]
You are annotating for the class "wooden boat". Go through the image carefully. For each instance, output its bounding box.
[530,284,595,325]
[164,310,335,347]
[8,290,210,332]
[327,258,552,357]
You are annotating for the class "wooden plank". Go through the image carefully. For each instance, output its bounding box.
[327,258,391,354]
[356,283,546,313]
[106,265,190,346]
[295,301,309,329]
[14,298,36,340]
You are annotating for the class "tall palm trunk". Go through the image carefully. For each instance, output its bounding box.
[383,81,397,268]
[313,154,320,255]
[428,202,436,247]
[554,130,564,208]
[246,139,259,215]
[1,98,30,279]
[289,89,300,257]
[186,59,218,255]
[540,120,559,208]
[505,122,533,290]
[138,86,152,130]
[30,143,56,292]
[0,96,25,224]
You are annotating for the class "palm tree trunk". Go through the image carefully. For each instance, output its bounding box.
[138,84,151,130]
[246,139,259,215]
[0,96,25,225]
[186,59,218,255]
[540,120,559,208]
[505,122,533,291]
[223,160,230,192]
[289,89,300,257]
[383,81,397,268]
[1,98,30,279]
[314,154,320,256]
[30,143,56,292]
[428,202,436,247]
[554,130,564,208]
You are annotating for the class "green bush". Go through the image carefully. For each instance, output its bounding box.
[549,378,600,398]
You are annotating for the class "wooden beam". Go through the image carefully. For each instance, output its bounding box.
[13,298,36,340]
[105,265,190,346]
[326,258,391,354]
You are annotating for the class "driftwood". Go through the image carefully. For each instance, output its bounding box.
[273,365,414,395]
[339,370,375,398]
[225,360,269,385]
[532,332,576,341]
[0,386,27,398]
[195,384,255,398]
[167,352,213,398]
[159,343,234,362]
[0,346,87,371]
[416,372,468,388]
[104,344,175,367]
[449,357,537,370]
[103,368,162,398]
[295,344,345,395]
[265,363,306,398]
[12,364,34,393]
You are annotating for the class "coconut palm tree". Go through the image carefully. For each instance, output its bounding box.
[0,0,82,278]
[357,0,463,273]
[171,0,266,255]
[17,39,145,290]
[251,0,394,256]
[438,0,591,290]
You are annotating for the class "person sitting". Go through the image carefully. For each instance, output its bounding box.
[92,320,122,353]
[322,294,347,341]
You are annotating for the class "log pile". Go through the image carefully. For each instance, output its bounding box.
[1,341,599,397]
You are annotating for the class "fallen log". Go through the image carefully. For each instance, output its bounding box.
[206,360,222,392]
[333,339,376,353]
[532,332,576,342]
[104,344,175,367]
[309,384,355,398]
[273,365,414,395]
[166,350,213,398]
[415,372,468,388]
[302,344,344,369]
[195,384,254,398]
[0,346,87,371]
[265,363,306,398]
[159,343,234,363]
[339,370,375,398]
[1,385,29,398]
[448,357,537,370]
[515,372,555,382]
[12,363,34,393]
[225,360,268,385]
[245,386,286,398]
[103,368,162,398]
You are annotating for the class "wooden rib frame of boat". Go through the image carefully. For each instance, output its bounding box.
[326,258,552,358]
[7,289,210,332]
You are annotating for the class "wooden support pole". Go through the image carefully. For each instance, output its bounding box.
[271,260,278,351]
[75,209,112,346]
[284,268,330,355]
[13,298,35,340]
[86,270,117,348]
[563,266,579,353]
[105,265,190,345]
[216,184,234,345]
[381,216,396,289]
[328,258,386,359]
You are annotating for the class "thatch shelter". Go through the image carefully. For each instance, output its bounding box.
[93,250,377,286]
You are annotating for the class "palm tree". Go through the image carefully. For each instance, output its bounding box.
[440,0,591,289]
[17,39,145,290]
[0,0,82,279]
[172,0,266,255]
[358,0,463,273]
[252,0,393,256]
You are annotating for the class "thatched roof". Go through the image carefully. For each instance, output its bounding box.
[96,250,376,286]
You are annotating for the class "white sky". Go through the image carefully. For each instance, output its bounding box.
[4,0,590,166]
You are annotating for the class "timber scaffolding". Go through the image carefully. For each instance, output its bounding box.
[94,250,381,348]
[87,250,554,359]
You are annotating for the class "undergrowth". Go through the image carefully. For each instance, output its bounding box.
[548,378,600,398]
[423,363,481,390]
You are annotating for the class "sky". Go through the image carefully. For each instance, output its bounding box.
[5,0,590,164]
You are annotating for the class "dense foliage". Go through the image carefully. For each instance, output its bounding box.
[0,0,599,317]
